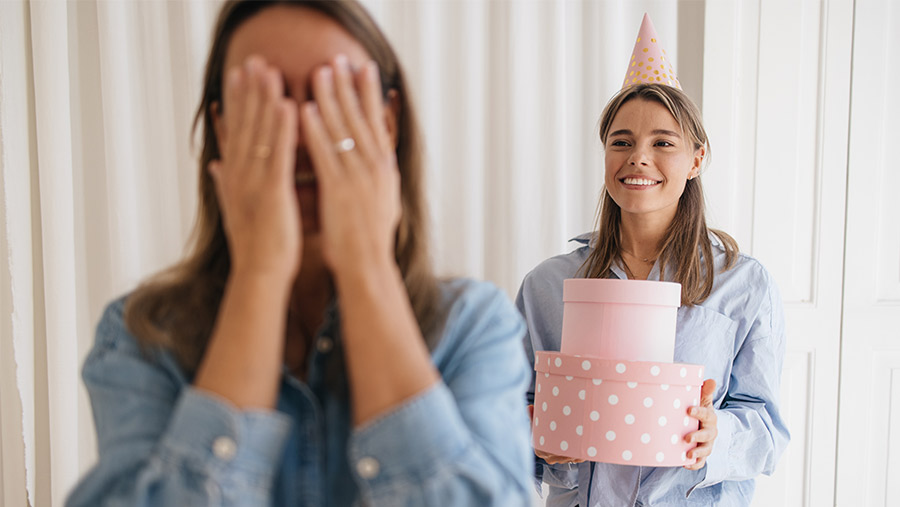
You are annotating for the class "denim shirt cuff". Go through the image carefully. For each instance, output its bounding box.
[348,382,468,489]
[686,408,735,496]
[159,387,293,483]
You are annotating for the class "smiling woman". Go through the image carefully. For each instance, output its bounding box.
[516,14,790,506]
[519,80,790,507]
[63,1,533,506]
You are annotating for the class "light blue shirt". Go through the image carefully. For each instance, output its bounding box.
[517,233,790,507]
[66,278,534,507]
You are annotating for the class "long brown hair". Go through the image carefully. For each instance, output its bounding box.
[579,83,738,305]
[125,0,440,373]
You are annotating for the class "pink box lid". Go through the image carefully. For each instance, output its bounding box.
[535,351,703,385]
[564,278,681,308]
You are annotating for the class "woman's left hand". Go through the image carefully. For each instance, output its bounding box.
[300,54,401,278]
[684,378,718,470]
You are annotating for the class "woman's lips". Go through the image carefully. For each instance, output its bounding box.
[620,177,661,186]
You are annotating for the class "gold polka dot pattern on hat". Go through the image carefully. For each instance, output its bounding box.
[621,13,682,91]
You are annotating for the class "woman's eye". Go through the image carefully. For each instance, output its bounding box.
[655,140,674,147]
[610,140,630,147]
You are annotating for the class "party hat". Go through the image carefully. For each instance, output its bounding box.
[622,13,681,90]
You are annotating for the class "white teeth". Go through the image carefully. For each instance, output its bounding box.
[623,178,658,186]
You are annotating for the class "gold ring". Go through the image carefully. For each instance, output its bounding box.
[334,137,356,153]
[253,145,271,158]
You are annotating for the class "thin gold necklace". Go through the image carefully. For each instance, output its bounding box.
[621,248,658,263]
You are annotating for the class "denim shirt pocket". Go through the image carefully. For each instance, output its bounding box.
[673,305,738,397]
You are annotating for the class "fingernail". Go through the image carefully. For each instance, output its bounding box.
[319,67,333,82]
[367,60,379,81]
[335,53,349,70]
[690,408,698,416]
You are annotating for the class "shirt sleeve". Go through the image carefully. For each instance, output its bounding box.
[688,270,791,494]
[347,284,534,506]
[515,272,583,496]
[65,299,292,507]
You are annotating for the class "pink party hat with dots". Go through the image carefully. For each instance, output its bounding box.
[622,13,681,90]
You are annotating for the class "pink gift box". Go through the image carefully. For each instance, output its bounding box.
[533,351,703,466]
[561,279,680,362]
[533,278,704,467]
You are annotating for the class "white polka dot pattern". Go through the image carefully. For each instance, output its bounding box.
[531,352,703,466]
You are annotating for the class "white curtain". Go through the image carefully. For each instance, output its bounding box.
[0,1,697,505]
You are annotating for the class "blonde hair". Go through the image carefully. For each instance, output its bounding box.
[579,83,738,305]
[125,0,440,372]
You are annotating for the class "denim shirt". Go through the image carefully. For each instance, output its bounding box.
[66,278,534,507]
[517,234,790,507]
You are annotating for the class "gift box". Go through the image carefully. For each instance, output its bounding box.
[532,351,702,466]
[533,279,704,467]
[560,279,681,362]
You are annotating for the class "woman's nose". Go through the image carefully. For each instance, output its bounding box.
[628,149,649,166]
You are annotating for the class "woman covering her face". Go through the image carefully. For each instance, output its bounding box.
[66,1,532,505]
[517,17,790,506]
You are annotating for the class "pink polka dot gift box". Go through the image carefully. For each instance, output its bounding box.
[532,279,704,466]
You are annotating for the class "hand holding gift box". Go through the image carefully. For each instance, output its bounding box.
[532,279,708,467]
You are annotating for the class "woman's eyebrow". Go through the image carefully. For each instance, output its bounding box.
[609,129,632,137]
[652,129,681,137]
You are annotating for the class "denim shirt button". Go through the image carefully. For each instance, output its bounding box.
[317,336,334,354]
[356,456,380,479]
[212,436,237,461]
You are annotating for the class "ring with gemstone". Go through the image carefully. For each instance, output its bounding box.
[334,137,356,153]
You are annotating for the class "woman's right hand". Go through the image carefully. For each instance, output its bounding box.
[209,55,301,280]
[528,405,586,465]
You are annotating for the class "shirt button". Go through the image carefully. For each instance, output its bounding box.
[356,457,380,479]
[212,436,237,461]
[316,336,334,354]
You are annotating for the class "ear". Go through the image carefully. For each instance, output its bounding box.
[689,146,705,180]
[383,89,401,148]
[211,101,226,149]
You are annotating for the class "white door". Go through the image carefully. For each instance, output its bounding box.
[835,0,900,504]
[702,0,853,505]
